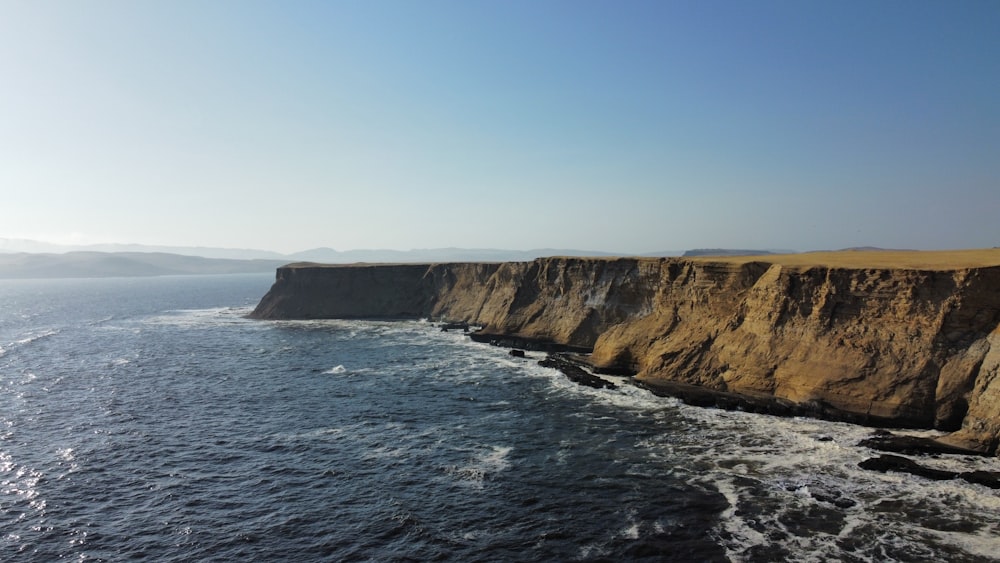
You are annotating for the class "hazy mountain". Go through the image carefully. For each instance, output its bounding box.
[0,239,623,263]
[834,246,916,252]
[638,250,684,257]
[3,238,802,279]
[288,247,623,263]
[0,252,288,279]
[682,248,787,257]
[0,240,634,279]
[0,239,286,260]
[80,244,288,260]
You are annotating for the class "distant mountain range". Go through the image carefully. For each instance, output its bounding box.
[0,252,290,279]
[0,238,689,279]
[0,238,288,260]
[0,238,658,263]
[682,248,775,257]
[0,238,814,279]
[287,247,639,263]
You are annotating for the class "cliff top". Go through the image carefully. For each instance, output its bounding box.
[698,248,1000,270]
[279,248,1000,271]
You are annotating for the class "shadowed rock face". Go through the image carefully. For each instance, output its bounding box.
[250,257,1000,455]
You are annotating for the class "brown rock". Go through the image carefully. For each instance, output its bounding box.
[250,250,1000,453]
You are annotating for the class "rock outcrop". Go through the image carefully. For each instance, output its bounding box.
[250,251,1000,454]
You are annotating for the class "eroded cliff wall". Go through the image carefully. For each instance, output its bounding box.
[251,256,1000,453]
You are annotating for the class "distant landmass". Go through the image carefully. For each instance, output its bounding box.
[0,252,290,279]
[250,249,1000,457]
[0,238,810,278]
[0,238,289,260]
[0,239,626,263]
[834,246,916,252]
[0,240,635,279]
[287,247,624,263]
[682,248,788,257]
[638,250,684,257]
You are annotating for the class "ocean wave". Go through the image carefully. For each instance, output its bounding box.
[144,306,256,327]
[446,445,513,489]
[4,292,997,562]
[662,405,1000,562]
[445,318,1000,561]
[13,328,60,347]
[337,321,1000,560]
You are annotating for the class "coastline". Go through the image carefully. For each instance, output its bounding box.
[250,249,1000,457]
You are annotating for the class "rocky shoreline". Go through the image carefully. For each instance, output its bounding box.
[250,252,1000,457]
[527,347,1000,485]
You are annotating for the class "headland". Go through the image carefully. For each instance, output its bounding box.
[250,249,1000,456]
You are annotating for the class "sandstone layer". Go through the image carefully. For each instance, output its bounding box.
[250,250,1000,454]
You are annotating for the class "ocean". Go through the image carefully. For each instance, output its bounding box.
[1,274,999,561]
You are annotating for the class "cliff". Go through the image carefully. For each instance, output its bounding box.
[250,250,1000,454]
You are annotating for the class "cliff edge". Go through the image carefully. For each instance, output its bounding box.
[250,250,1000,454]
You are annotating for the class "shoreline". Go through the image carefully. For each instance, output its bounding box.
[526,347,1000,486]
[250,250,1000,457]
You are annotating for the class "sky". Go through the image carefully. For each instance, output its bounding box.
[1,0,998,254]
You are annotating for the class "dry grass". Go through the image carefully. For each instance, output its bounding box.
[692,248,1000,270]
[286,248,1000,271]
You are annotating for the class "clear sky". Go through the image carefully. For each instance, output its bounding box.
[1,0,997,254]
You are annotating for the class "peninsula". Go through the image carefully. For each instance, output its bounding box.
[251,249,1000,456]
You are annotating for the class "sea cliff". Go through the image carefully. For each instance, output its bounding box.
[250,251,1000,455]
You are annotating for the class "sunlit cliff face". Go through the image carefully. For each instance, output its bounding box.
[252,255,1000,455]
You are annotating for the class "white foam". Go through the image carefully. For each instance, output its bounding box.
[714,475,767,551]
[144,306,256,327]
[459,325,1000,560]
[617,511,641,540]
[929,526,1000,561]
[480,445,513,471]
[252,318,1000,559]
[449,445,513,489]
[662,402,1000,560]
[323,365,347,374]
[13,329,59,346]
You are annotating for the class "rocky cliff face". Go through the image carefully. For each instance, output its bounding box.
[251,256,1000,454]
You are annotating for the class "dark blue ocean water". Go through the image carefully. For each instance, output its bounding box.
[2,274,1000,562]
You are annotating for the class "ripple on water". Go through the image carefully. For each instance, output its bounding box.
[0,289,999,561]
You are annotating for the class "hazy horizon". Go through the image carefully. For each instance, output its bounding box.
[2,1,998,254]
[5,235,982,258]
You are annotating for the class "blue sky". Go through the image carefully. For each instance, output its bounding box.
[1,0,997,253]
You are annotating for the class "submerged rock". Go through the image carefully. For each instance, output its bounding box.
[538,354,616,390]
[859,454,1000,488]
[859,455,960,481]
[858,433,989,457]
